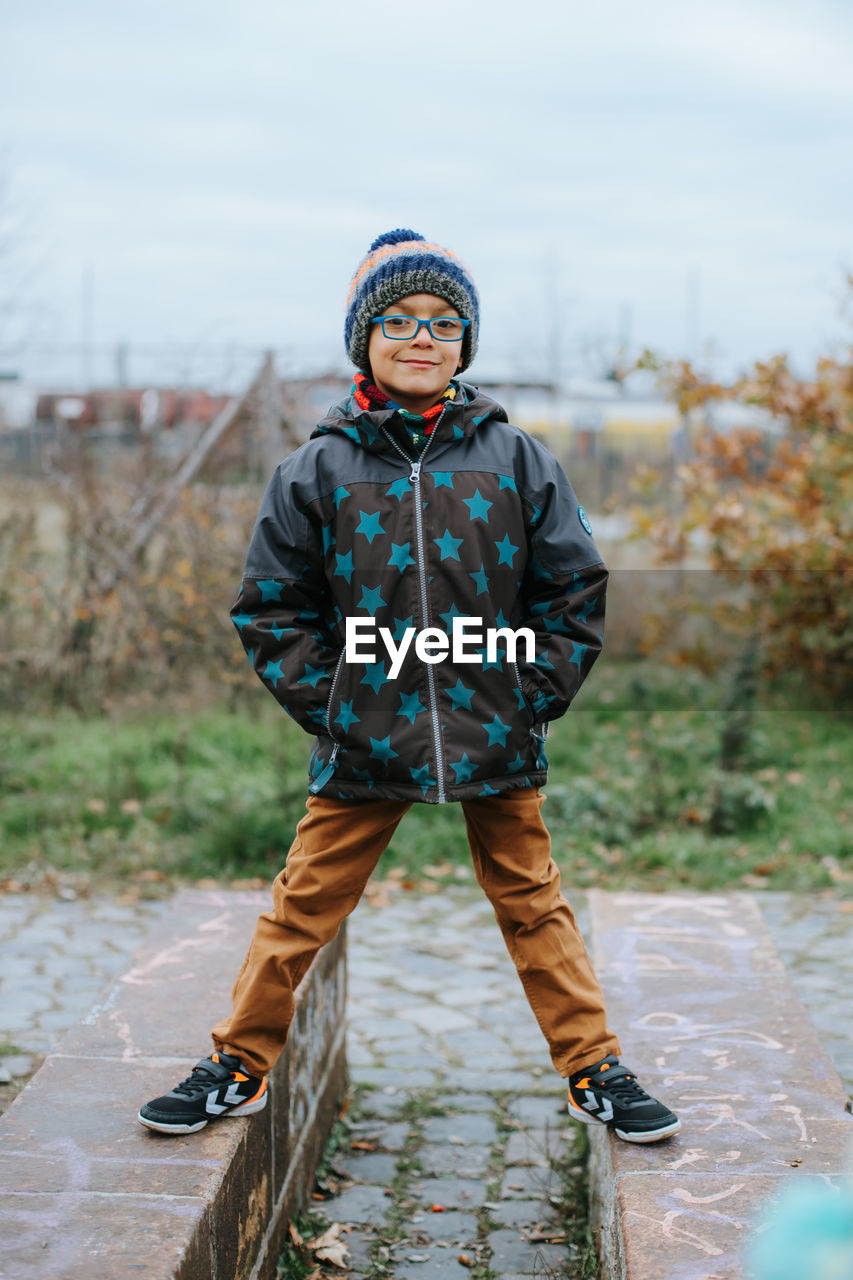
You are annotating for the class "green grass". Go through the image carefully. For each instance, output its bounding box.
[1,660,851,896]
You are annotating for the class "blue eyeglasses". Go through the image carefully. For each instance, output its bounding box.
[371,316,470,341]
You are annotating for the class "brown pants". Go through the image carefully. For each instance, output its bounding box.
[211,788,621,1078]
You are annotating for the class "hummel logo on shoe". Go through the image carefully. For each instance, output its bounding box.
[567,1055,680,1144]
[138,1051,268,1134]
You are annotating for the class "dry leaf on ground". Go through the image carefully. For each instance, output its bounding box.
[308,1223,350,1269]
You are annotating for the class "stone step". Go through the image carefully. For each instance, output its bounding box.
[0,890,346,1280]
[586,890,853,1280]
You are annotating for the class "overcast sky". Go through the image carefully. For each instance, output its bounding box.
[2,0,851,389]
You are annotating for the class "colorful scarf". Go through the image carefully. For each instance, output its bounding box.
[352,372,459,452]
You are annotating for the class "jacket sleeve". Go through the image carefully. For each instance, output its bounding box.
[231,460,341,735]
[516,450,607,723]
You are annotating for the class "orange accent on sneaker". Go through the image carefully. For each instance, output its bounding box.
[211,1053,220,1064]
[576,1078,590,1090]
[600,1063,610,1072]
[248,1079,267,1103]
[233,1072,249,1083]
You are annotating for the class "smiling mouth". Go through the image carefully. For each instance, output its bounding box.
[401,359,438,366]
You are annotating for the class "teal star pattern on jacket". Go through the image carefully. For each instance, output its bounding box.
[449,752,477,783]
[396,691,426,724]
[355,510,385,543]
[387,542,415,573]
[263,660,284,688]
[529,689,553,717]
[434,529,463,561]
[496,534,519,566]
[387,477,411,500]
[432,471,454,488]
[447,679,475,711]
[570,641,588,667]
[463,489,493,522]
[410,762,436,791]
[334,551,354,584]
[469,563,489,595]
[577,597,598,623]
[481,714,511,747]
[256,579,284,601]
[498,474,517,491]
[299,663,326,688]
[369,735,399,764]
[388,615,413,644]
[543,614,569,633]
[333,485,350,508]
[361,662,388,693]
[358,585,387,614]
[232,612,257,630]
[477,646,503,671]
[438,602,467,630]
[334,700,359,733]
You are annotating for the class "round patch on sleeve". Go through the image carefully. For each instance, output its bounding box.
[578,505,593,535]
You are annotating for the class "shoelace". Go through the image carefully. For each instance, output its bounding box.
[173,1065,229,1098]
[592,1069,651,1103]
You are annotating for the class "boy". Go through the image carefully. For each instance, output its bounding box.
[138,229,680,1145]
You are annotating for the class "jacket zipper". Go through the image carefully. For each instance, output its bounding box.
[380,412,447,802]
[324,649,347,738]
[308,650,345,794]
[509,659,530,720]
[510,657,549,739]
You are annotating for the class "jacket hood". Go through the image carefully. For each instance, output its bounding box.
[311,381,508,454]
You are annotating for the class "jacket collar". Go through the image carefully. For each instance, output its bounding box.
[311,382,507,455]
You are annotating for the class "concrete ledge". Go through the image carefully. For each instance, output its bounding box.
[0,890,347,1280]
[586,891,853,1280]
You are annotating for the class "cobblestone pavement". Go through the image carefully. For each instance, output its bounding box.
[0,893,170,1093]
[332,884,586,1277]
[1,883,852,1273]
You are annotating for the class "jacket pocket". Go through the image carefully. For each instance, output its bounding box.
[308,652,346,795]
[323,650,347,742]
[510,659,536,727]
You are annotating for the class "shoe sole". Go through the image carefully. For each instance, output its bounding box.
[567,1096,681,1143]
[137,1089,268,1135]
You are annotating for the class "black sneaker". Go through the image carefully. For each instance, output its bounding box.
[138,1051,268,1134]
[567,1054,680,1144]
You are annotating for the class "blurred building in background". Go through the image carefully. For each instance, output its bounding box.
[0,358,781,507]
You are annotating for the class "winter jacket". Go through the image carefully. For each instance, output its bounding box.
[231,382,607,803]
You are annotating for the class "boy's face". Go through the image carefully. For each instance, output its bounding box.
[367,293,464,414]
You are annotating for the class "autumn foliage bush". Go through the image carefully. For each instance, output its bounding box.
[0,461,258,711]
[630,306,853,701]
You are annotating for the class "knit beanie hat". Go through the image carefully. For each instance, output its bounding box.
[345,229,480,375]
